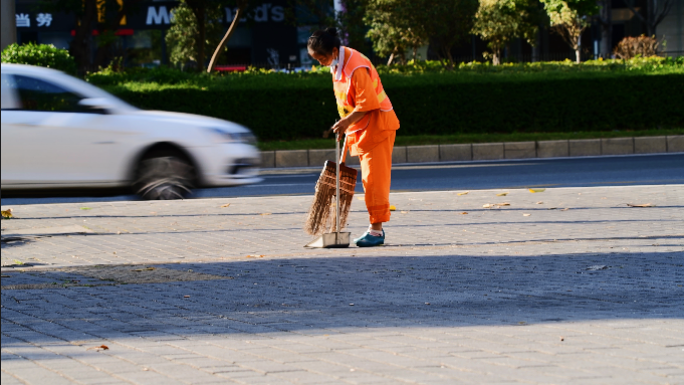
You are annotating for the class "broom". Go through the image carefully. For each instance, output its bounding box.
[304,134,358,235]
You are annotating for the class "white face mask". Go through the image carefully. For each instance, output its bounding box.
[329,56,339,68]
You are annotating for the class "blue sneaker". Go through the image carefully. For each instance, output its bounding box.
[354,230,385,247]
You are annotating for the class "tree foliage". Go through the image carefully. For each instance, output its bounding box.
[166,0,225,69]
[427,0,479,69]
[471,0,540,65]
[365,0,431,65]
[540,0,598,63]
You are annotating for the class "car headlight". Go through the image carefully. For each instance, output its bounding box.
[207,128,257,145]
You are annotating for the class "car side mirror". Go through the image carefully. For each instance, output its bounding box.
[78,98,115,112]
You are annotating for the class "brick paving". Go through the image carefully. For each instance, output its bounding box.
[1,185,683,384]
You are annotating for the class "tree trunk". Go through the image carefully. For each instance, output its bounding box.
[387,52,395,66]
[207,3,247,73]
[197,6,206,69]
[445,47,454,70]
[599,0,612,58]
[492,49,500,66]
[575,48,581,63]
[412,46,417,62]
[71,0,97,72]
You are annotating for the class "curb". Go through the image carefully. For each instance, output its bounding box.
[260,135,683,168]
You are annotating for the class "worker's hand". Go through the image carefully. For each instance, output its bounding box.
[331,119,351,140]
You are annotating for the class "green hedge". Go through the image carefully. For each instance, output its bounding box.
[1,43,77,75]
[92,63,684,142]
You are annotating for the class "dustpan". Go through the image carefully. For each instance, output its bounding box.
[305,133,352,248]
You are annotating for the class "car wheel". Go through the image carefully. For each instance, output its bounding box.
[135,152,196,200]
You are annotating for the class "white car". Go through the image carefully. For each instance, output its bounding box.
[1,64,262,199]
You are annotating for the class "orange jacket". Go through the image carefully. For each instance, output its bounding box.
[332,47,400,155]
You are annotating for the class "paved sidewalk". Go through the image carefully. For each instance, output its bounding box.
[1,185,683,385]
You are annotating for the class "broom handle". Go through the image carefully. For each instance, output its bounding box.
[339,135,348,164]
[335,134,341,239]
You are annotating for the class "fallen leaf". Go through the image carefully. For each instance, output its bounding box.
[390,205,396,211]
[536,201,544,204]
[87,345,109,351]
[80,207,92,210]
[627,203,655,208]
[400,211,409,214]
[1,209,14,219]
[184,295,190,298]
[220,203,231,208]
[261,213,272,216]
[496,193,508,196]
[560,208,570,211]
[529,188,546,193]
[246,255,264,258]
[483,203,509,208]
[523,213,531,217]
[547,207,557,210]
[460,212,468,215]
[560,337,565,341]
[457,191,469,196]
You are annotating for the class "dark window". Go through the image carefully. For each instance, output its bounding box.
[12,75,86,112]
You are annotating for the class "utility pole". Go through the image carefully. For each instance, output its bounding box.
[1,0,17,51]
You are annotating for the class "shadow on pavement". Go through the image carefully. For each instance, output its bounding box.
[2,251,683,353]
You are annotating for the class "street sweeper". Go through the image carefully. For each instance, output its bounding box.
[307,28,400,247]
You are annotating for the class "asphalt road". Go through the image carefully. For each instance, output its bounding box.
[3,153,683,205]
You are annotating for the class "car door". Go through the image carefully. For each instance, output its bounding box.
[1,73,125,187]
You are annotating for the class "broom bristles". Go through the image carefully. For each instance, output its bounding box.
[305,161,358,235]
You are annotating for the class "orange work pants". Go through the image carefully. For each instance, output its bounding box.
[358,131,395,224]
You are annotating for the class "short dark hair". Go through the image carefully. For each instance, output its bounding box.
[307,28,341,56]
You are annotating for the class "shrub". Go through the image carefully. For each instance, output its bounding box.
[1,43,77,75]
[86,61,684,142]
[613,35,660,60]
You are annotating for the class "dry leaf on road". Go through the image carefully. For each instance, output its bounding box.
[536,201,544,204]
[560,208,570,211]
[460,212,468,215]
[390,205,396,211]
[523,213,531,217]
[457,192,469,196]
[261,213,272,216]
[220,203,231,208]
[529,188,546,193]
[1,209,14,219]
[400,211,409,214]
[627,203,655,208]
[87,345,109,351]
[246,255,265,258]
[496,193,508,196]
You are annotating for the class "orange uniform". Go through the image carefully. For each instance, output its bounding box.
[332,47,400,224]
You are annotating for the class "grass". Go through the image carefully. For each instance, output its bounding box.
[257,129,684,151]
